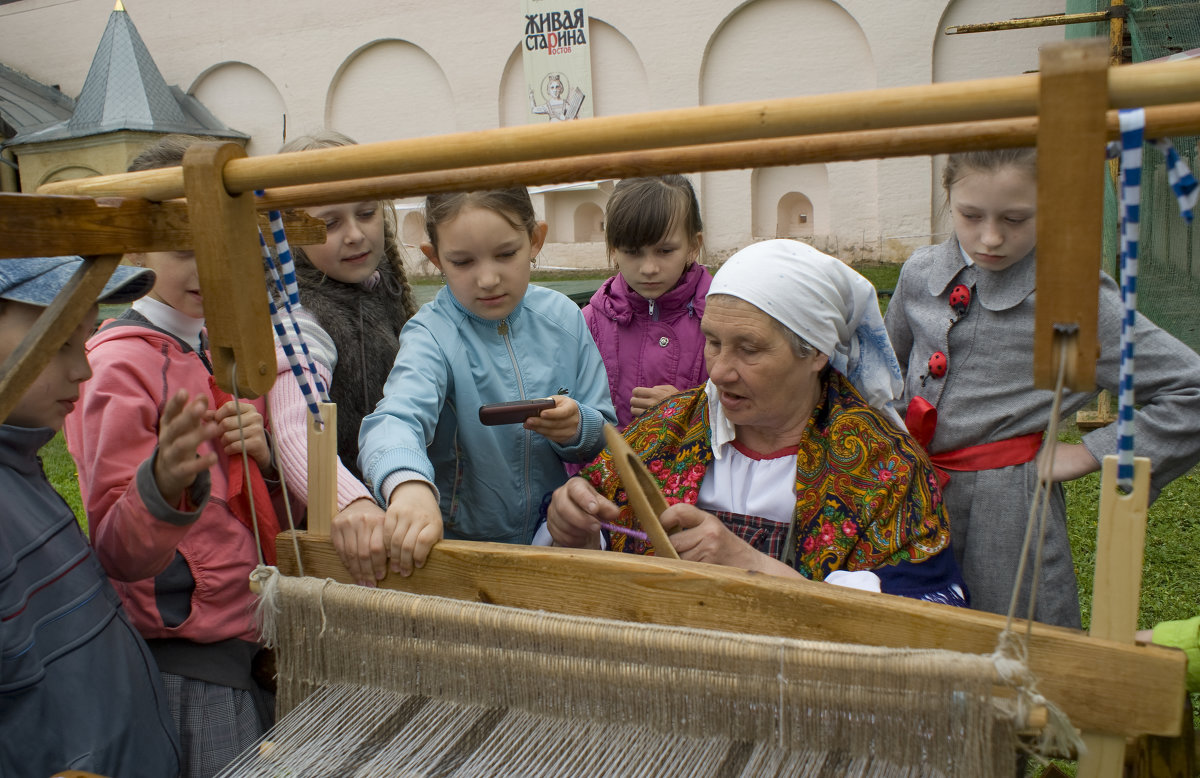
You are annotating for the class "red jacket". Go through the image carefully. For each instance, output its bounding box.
[64,315,271,644]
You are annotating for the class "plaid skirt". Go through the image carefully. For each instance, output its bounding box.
[160,672,274,778]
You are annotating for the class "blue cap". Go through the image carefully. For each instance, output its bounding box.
[0,256,155,307]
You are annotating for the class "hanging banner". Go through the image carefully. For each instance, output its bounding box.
[522,0,593,123]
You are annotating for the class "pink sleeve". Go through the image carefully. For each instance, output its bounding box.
[64,342,194,582]
[267,348,374,514]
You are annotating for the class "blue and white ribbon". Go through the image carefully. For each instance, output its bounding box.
[1151,139,1198,222]
[1107,116,1198,490]
[255,193,329,425]
[1114,109,1144,491]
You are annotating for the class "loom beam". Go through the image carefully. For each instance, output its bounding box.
[274,532,1186,742]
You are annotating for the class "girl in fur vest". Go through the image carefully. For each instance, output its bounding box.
[267,131,419,588]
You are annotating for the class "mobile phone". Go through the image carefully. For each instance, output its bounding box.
[477,398,556,426]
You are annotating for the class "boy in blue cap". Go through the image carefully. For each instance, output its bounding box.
[0,256,185,778]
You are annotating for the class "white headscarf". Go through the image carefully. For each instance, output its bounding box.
[705,239,904,454]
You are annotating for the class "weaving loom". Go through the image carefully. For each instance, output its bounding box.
[8,38,1199,777]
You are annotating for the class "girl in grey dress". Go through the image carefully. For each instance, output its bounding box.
[884,149,1200,628]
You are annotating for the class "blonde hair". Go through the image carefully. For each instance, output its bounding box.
[942,149,1037,197]
[279,130,417,318]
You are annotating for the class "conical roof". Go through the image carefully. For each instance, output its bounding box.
[67,0,189,132]
[5,2,244,145]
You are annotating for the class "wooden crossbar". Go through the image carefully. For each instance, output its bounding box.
[37,58,1200,202]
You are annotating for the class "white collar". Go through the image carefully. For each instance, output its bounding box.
[132,297,204,352]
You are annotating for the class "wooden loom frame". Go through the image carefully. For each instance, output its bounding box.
[5,39,1198,776]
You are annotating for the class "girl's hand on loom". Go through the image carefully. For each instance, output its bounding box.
[630,385,678,419]
[1037,442,1100,483]
[212,399,272,472]
[331,497,389,587]
[154,390,219,507]
[384,482,444,576]
[524,395,580,444]
[547,477,616,549]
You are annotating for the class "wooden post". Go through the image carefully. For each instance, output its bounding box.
[1077,455,1155,777]
[305,401,338,537]
[181,142,275,397]
[1035,39,1109,391]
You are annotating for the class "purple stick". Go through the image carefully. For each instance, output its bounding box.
[599,522,648,541]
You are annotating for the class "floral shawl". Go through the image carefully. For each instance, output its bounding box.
[580,370,952,582]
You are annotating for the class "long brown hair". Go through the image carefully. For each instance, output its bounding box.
[423,188,539,255]
[604,174,703,256]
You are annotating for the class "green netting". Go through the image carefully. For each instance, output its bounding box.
[1067,0,1200,350]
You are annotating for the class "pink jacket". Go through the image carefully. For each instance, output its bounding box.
[582,262,712,428]
[64,317,272,644]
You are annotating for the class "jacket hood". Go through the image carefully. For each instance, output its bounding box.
[589,262,712,325]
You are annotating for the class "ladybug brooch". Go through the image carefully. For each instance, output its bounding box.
[949,284,971,316]
[928,351,948,379]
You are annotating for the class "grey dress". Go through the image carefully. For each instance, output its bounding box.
[885,237,1200,628]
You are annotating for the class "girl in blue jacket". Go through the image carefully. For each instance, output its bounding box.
[358,188,616,575]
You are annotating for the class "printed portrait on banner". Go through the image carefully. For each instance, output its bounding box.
[522,1,593,123]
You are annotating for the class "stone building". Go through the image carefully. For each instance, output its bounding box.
[0,0,1067,267]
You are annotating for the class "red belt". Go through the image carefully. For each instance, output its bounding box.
[905,397,1043,489]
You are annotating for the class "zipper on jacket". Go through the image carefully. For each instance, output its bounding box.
[648,298,659,321]
[500,321,533,533]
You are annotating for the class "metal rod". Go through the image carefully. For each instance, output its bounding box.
[946,11,1112,35]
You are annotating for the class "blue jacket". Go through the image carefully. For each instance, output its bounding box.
[359,284,616,543]
[0,425,181,778]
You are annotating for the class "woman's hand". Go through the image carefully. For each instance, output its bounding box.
[213,398,272,472]
[630,385,678,419]
[547,477,617,549]
[659,503,765,568]
[1037,442,1101,483]
[331,497,388,587]
[383,481,443,576]
[525,395,580,444]
[154,390,219,506]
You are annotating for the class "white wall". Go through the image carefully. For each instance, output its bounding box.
[0,0,1067,263]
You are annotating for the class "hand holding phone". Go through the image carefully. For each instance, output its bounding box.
[478,398,556,426]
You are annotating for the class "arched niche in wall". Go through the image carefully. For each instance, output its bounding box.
[498,18,649,127]
[777,192,815,238]
[701,0,875,105]
[574,201,604,243]
[701,0,875,246]
[41,164,102,186]
[190,62,286,157]
[751,165,829,239]
[401,210,426,248]
[328,40,453,143]
[930,0,1065,235]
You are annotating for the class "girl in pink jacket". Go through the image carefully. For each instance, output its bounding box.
[583,175,712,429]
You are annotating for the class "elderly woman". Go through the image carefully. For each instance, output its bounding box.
[548,239,965,603]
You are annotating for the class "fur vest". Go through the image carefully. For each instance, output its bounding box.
[294,254,415,479]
